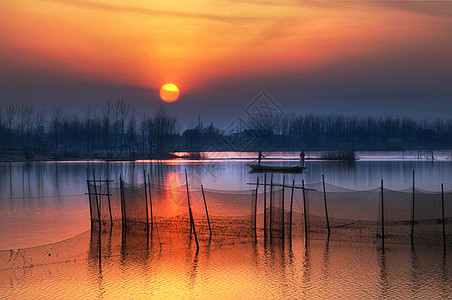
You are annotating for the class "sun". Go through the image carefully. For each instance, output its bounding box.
[160,83,180,102]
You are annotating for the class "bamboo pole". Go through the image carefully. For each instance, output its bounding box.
[92,170,101,227]
[302,179,308,243]
[322,175,330,236]
[143,169,149,230]
[106,176,112,226]
[185,169,199,249]
[264,173,267,235]
[381,179,385,250]
[289,179,295,240]
[86,169,93,228]
[120,174,126,227]
[270,174,273,237]
[441,183,446,247]
[282,175,285,238]
[254,177,259,236]
[411,169,415,241]
[148,174,153,228]
[201,185,212,239]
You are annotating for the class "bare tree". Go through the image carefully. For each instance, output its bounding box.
[102,101,113,155]
[5,104,17,149]
[127,112,137,155]
[35,109,46,153]
[50,106,62,151]
[152,106,177,153]
[140,114,148,154]
[84,106,94,154]
[18,104,33,150]
[113,98,130,155]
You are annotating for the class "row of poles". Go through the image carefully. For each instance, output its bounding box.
[87,169,113,229]
[87,169,212,251]
[248,170,448,250]
[382,170,448,249]
[248,174,319,246]
[87,169,448,251]
[185,169,213,250]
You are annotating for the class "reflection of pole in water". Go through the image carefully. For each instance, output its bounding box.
[88,228,105,298]
[441,248,448,298]
[254,176,259,237]
[188,247,199,290]
[378,251,389,298]
[301,241,311,297]
[9,163,13,199]
[410,246,420,297]
[320,236,330,285]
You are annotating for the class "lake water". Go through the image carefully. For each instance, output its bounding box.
[0,151,451,298]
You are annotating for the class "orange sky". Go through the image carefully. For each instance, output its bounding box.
[2,0,451,95]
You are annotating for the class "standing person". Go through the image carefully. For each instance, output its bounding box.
[300,151,305,166]
[258,151,265,165]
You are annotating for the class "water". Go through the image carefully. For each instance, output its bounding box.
[0,152,451,298]
[1,230,450,299]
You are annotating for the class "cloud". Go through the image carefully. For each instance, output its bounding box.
[42,0,258,24]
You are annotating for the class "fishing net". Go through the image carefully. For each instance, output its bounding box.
[88,181,121,226]
[87,175,452,244]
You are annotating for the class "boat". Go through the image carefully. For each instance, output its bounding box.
[247,163,308,173]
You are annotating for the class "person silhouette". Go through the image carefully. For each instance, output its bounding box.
[258,151,265,165]
[300,151,305,166]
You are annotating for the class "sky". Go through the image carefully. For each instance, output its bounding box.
[1,0,452,127]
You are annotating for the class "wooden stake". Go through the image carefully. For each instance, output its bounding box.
[201,185,212,238]
[302,179,308,243]
[148,174,153,228]
[264,173,267,236]
[322,175,330,236]
[381,179,385,250]
[106,176,112,226]
[282,175,285,238]
[411,169,415,241]
[92,170,101,227]
[86,169,93,228]
[185,169,199,249]
[289,179,295,240]
[143,169,149,230]
[441,183,446,247]
[254,177,259,236]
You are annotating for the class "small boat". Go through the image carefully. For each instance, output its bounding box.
[247,164,308,173]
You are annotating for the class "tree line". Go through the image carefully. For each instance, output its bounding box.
[0,99,451,159]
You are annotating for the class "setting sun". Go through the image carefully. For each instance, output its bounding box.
[160,83,180,102]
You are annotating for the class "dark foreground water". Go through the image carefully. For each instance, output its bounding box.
[1,227,451,299]
[0,151,451,298]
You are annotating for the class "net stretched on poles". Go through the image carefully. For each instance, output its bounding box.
[88,176,452,244]
[88,181,122,226]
